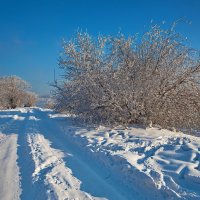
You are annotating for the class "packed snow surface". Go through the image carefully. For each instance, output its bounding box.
[0,108,200,200]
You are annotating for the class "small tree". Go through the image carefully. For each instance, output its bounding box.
[0,76,37,109]
[24,92,38,107]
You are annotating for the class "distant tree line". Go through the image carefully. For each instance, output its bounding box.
[52,22,200,129]
[0,76,37,109]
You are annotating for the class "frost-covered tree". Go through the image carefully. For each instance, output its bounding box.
[24,92,38,107]
[52,23,200,129]
[0,76,37,109]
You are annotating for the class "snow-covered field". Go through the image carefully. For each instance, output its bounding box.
[0,108,200,200]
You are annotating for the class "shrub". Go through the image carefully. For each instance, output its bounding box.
[52,23,200,129]
[24,92,38,107]
[0,76,37,109]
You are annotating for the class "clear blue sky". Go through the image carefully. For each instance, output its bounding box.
[0,0,200,95]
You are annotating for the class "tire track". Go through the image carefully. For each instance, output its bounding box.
[27,108,128,200]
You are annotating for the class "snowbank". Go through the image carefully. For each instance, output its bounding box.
[58,121,200,199]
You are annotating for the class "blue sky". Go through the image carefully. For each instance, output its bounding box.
[0,0,200,95]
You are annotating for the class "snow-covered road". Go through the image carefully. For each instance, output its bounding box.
[0,108,129,200]
[0,108,200,200]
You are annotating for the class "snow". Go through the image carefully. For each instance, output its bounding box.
[59,120,200,199]
[27,133,93,199]
[0,108,200,199]
[27,133,120,200]
[0,133,21,200]
[29,116,40,121]
[0,114,25,120]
